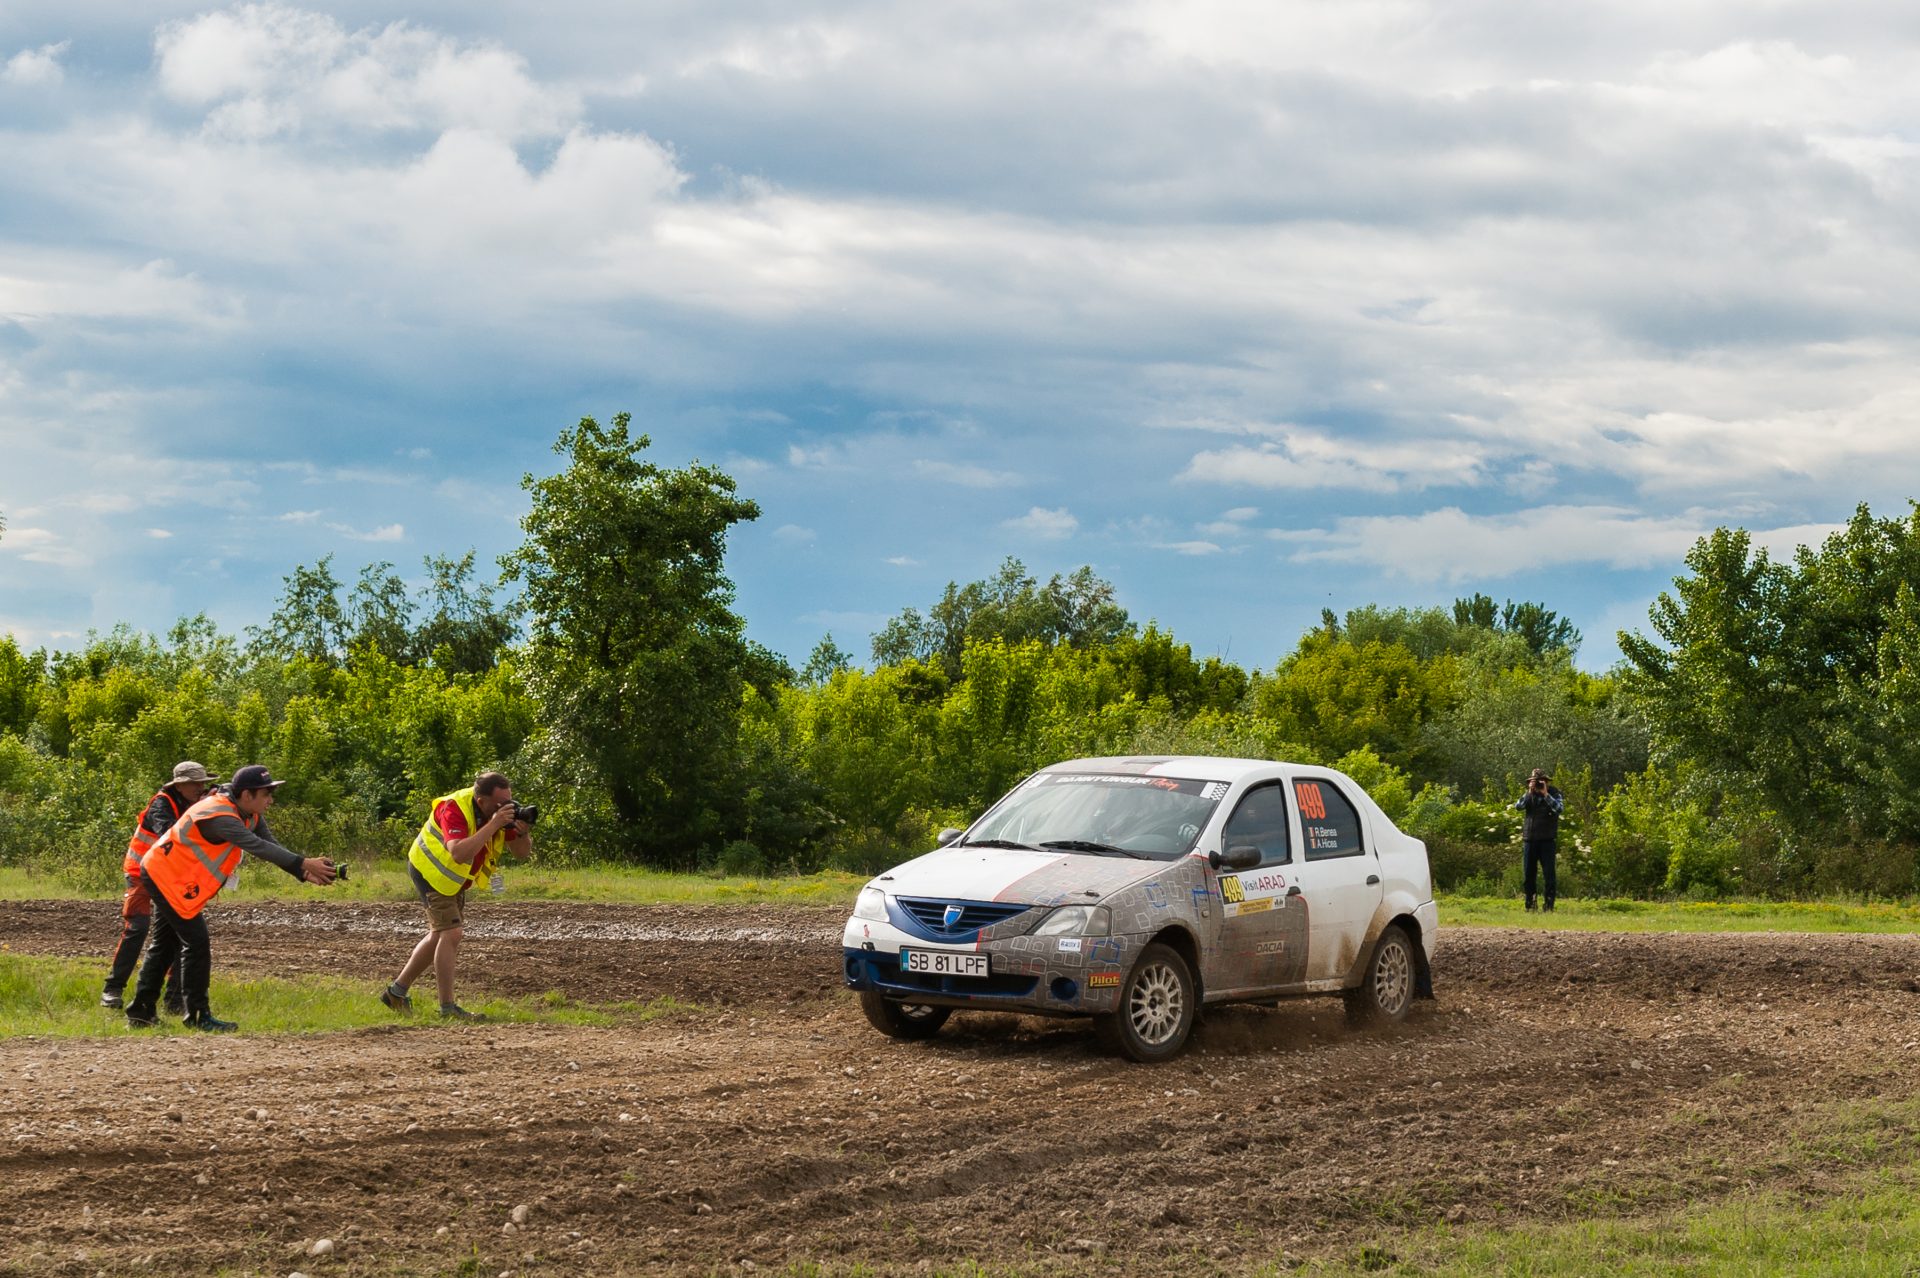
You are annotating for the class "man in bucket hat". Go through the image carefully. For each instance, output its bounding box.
[100,761,219,1011]
[1513,767,1564,912]
[125,765,338,1032]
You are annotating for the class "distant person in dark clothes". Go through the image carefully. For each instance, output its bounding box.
[1513,767,1564,912]
[101,761,217,1012]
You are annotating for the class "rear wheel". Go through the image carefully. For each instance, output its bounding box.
[1343,926,1415,1027]
[859,989,952,1040]
[1095,943,1197,1062]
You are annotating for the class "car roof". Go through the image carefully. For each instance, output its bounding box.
[1042,755,1292,784]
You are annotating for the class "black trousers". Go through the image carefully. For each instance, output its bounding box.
[1523,838,1558,906]
[106,877,179,1000]
[128,872,212,1018]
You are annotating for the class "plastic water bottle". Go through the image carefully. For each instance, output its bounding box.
[491,872,504,895]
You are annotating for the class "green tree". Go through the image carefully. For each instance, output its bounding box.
[871,558,1131,675]
[503,413,762,867]
[347,562,414,664]
[800,634,854,686]
[414,551,515,674]
[251,556,349,663]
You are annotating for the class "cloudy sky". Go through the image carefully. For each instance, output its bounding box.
[2,1,1917,672]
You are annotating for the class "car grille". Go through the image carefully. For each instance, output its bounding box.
[896,897,1030,937]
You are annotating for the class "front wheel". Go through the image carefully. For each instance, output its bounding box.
[1343,926,1415,1027]
[1094,943,1197,1062]
[859,989,951,1040]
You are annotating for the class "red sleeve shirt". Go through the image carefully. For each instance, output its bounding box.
[434,799,471,842]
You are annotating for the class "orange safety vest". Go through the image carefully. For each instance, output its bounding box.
[123,790,184,877]
[140,794,260,920]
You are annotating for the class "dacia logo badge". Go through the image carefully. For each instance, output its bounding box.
[943,903,966,929]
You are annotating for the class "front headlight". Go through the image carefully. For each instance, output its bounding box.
[1035,905,1110,937]
[853,887,888,921]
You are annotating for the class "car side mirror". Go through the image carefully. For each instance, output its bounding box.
[935,827,965,847]
[1209,845,1262,871]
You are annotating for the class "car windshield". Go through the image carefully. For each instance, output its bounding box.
[965,771,1226,861]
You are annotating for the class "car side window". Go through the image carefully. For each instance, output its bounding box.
[1222,783,1292,867]
[1296,778,1365,861]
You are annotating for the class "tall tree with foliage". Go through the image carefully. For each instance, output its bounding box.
[1620,504,1920,856]
[871,558,1131,674]
[503,414,762,867]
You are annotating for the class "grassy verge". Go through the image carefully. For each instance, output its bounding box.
[0,952,701,1038]
[1296,1168,1920,1275]
[0,862,866,907]
[8,864,1920,932]
[1437,894,1920,934]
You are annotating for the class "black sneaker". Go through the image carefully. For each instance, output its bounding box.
[438,1004,485,1022]
[164,995,187,1017]
[100,989,124,1010]
[379,984,413,1014]
[126,1007,158,1029]
[186,1013,238,1033]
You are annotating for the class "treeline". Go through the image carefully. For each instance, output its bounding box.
[2,416,1916,898]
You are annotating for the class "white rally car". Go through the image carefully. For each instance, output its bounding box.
[842,755,1438,1061]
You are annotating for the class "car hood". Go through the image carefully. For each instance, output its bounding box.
[873,845,1167,905]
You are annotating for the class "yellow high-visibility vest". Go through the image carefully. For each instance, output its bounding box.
[407,787,505,897]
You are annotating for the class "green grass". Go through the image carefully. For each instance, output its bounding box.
[1291,1168,1920,1276]
[1437,893,1920,933]
[0,952,702,1038]
[9,863,1920,932]
[0,862,867,907]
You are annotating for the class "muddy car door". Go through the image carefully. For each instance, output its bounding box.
[1209,781,1310,997]
[1286,775,1384,985]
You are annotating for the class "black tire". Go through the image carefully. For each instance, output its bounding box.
[859,989,952,1040]
[1343,926,1416,1027]
[1094,942,1197,1062]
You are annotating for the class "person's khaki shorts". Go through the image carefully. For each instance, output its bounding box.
[417,883,466,932]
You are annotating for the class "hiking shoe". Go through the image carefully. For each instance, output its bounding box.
[164,994,187,1017]
[125,1007,158,1029]
[438,1004,486,1022]
[379,984,413,1014]
[185,1013,239,1033]
[100,989,124,1010]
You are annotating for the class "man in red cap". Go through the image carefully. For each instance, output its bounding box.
[101,760,218,1011]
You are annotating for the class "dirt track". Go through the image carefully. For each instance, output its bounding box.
[4,898,1920,1276]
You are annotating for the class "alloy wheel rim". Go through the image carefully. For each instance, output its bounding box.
[1128,962,1186,1044]
[1374,938,1411,1013]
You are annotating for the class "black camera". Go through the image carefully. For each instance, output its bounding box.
[507,802,540,827]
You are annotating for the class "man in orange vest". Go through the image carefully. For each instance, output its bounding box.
[101,761,217,1011]
[125,764,339,1031]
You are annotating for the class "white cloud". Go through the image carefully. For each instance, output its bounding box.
[1159,540,1223,556]
[774,523,816,543]
[145,528,173,539]
[885,555,921,567]
[1180,430,1489,493]
[912,459,1022,488]
[278,510,322,523]
[326,521,405,542]
[155,4,580,141]
[1282,505,1711,580]
[3,41,68,88]
[1002,506,1078,539]
[1,526,89,568]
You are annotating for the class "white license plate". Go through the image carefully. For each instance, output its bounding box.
[901,948,990,978]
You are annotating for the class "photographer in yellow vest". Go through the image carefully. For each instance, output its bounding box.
[380,771,532,1021]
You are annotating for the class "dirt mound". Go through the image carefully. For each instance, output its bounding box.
[3,899,1919,1275]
